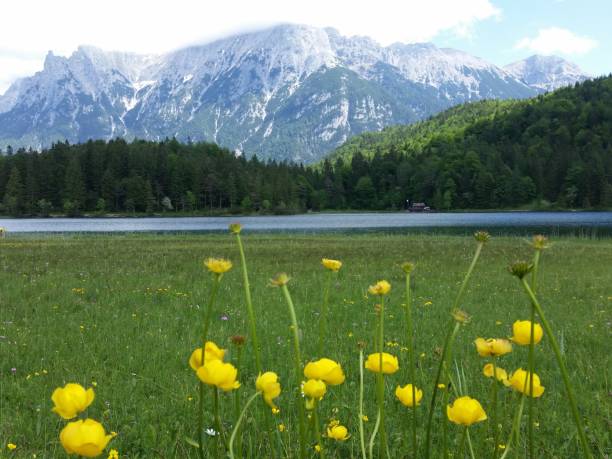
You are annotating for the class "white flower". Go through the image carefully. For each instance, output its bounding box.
[205,428,217,437]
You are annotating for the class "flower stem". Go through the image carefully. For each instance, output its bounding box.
[233,346,244,458]
[229,392,260,459]
[519,279,592,459]
[358,348,367,459]
[499,393,526,459]
[404,271,418,458]
[376,297,388,457]
[280,284,307,459]
[491,358,500,459]
[318,272,333,357]
[424,241,484,459]
[466,427,476,459]
[198,275,222,459]
[312,400,325,459]
[527,249,540,459]
[235,232,262,373]
[213,388,225,457]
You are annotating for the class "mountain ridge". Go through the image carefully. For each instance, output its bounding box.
[0,24,590,162]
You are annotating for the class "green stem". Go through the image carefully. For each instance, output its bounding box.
[404,272,418,458]
[280,284,307,459]
[229,392,261,459]
[313,400,325,459]
[491,359,500,459]
[424,241,484,459]
[499,393,526,459]
[527,249,540,459]
[466,428,476,459]
[457,426,468,459]
[424,320,460,459]
[377,296,388,457]
[213,388,224,458]
[358,348,367,459]
[235,233,262,373]
[368,407,382,459]
[519,279,592,459]
[198,275,222,459]
[318,272,333,356]
[234,346,243,458]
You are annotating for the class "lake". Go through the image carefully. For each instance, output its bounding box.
[1,212,612,235]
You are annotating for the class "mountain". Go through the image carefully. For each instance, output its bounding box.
[504,55,590,92]
[0,25,588,162]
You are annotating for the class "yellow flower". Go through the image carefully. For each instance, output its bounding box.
[327,424,350,441]
[321,258,342,272]
[7,443,16,450]
[107,449,119,459]
[437,383,446,390]
[278,424,286,432]
[59,419,113,458]
[511,321,543,345]
[303,358,345,385]
[189,342,226,370]
[270,273,290,287]
[51,383,95,420]
[446,396,488,426]
[474,338,512,357]
[314,444,322,453]
[364,352,399,374]
[302,379,327,400]
[483,364,510,385]
[256,372,281,408]
[203,258,232,274]
[196,360,240,392]
[395,384,423,407]
[509,369,545,398]
[228,223,242,234]
[368,280,391,296]
[361,415,369,422]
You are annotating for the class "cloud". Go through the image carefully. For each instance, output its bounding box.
[515,27,598,55]
[0,0,500,93]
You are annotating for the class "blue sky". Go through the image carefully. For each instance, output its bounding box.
[0,0,609,93]
[436,0,610,76]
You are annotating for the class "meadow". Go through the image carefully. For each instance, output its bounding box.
[1,231,611,458]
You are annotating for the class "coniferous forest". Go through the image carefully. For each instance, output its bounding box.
[0,76,611,216]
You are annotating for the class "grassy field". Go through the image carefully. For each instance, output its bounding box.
[1,232,611,458]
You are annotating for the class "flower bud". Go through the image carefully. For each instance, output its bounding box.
[270,273,290,287]
[228,223,242,234]
[473,231,491,243]
[508,261,533,279]
[401,262,415,274]
[532,235,549,250]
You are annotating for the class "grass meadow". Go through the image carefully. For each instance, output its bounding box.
[1,232,611,458]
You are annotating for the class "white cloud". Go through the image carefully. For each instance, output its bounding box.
[0,0,500,93]
[515,27,598,55]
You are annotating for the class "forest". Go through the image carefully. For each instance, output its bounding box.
[0,76,611,215]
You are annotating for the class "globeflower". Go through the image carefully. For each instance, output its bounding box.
[511,320,543,345]
[321,258,342,272]
[204,258,232,274]
[256,372,281,408]
[303,358,345,385]
[59,419,113,457]
[364,352,399,374]
[474,338,512,357]
[196,360,240,392]
[302,379,327,400]
[51,383,95,420]
[483,364,510,385]
[368,280,391,296]
[509,368,545,397]
[395,384,423,407]
[189,341,226,370]
[327,424,350,441]
[446,396,488,426]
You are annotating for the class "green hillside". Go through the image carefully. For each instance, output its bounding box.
[326,99,522,163]
[320,76,612,209]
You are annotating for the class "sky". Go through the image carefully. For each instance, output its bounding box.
[0,0,610,94]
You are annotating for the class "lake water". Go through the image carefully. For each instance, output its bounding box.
[1,212,612,235]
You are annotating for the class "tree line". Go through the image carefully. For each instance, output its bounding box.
[1,76,611,215]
